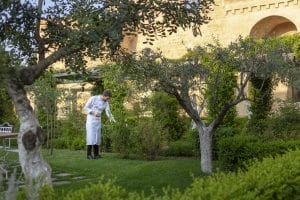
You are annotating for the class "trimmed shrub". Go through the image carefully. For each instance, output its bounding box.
[163,129,199,157]
[182,149,300,200]
[16,184,56,200]
[263,101,300,140]
[218,134,300,171]
[163,140,196,157]
[63,179,129,200]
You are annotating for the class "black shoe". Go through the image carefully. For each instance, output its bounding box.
[87,155,93,160]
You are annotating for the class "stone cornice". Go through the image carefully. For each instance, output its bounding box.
[224,0,299,15]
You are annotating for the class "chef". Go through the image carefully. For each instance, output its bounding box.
[83,90,116,159]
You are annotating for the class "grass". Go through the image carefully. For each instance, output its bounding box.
[45,149,204,196]
[1,149,205,197]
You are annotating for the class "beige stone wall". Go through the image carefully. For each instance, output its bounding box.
[137,0,300,57]
[134,0,300,116]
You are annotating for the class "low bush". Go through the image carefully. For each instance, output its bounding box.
[104,115,138,158]
[63,179,129,200]
[16,184,55,200]
[163,140,196,157]
[53,110,86,150]
[217,134,300,171]
[262,101,300,140]
[182,149,300,200]
[163,129,198,157]
[53,135,85,150]
[134,119,165,161]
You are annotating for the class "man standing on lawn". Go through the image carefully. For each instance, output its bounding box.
[84,90,116,159]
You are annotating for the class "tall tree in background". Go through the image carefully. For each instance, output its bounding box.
[0,48,18,126]
[0,0,215,192]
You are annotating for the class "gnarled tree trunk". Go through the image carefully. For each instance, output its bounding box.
[7,79,51,193]
[197,125,213,174]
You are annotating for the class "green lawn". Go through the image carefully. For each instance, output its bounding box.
[44,149,204,196]
[1,149,205,196]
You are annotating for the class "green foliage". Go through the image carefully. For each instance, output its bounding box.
[0,48,17,126]
[63,179,129,200]
[213,126,239,159]
[28,71,62,151]
[217,134,300,171]
[295,41,300,59]
[1,0,214,71]
[277,34,300,94]
[200,44,237,126]
[91,80,104,96]
[214,126,237,139]
[262,101,300,140]
[71,137,86,151]
[54,110,86,150]
[248,75,273,134]
[278,33,300,57]
[150,91,186,141]
[134,119,165,160]
[182,149,300,200]
[104,116,137,158]
[231,37,296,84]
[0,88,18,126]
[0,47,9,86]
[39,185,56,200]
[16,184,56,200]
[101,64,129,112]
[163,140,195,157]
[163,129,199,157]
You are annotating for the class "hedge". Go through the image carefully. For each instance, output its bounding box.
[217,134,300,171]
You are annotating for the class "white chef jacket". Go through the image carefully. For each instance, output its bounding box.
[83,95,115,145]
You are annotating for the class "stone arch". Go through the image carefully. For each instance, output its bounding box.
[250,15,299,101]
[250,15,297,38]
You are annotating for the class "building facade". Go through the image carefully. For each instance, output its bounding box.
[54,0,300,116]
[134,0,300,115]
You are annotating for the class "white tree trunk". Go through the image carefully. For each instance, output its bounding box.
[198,126,213,174]
[7,80,52,197]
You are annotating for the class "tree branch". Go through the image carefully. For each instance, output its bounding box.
[20,46,79,85]
[210,72,251,130]
[172,91,205,128]
[210,96,247,130]
[236,72,251,100]
[35,0,45,61]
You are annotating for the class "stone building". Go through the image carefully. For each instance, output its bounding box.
[54,0,300,116]
[135,0,300,115]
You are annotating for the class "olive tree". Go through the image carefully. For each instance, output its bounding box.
[123,37,296,174]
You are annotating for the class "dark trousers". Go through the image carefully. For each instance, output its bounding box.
[87,145,99,157]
